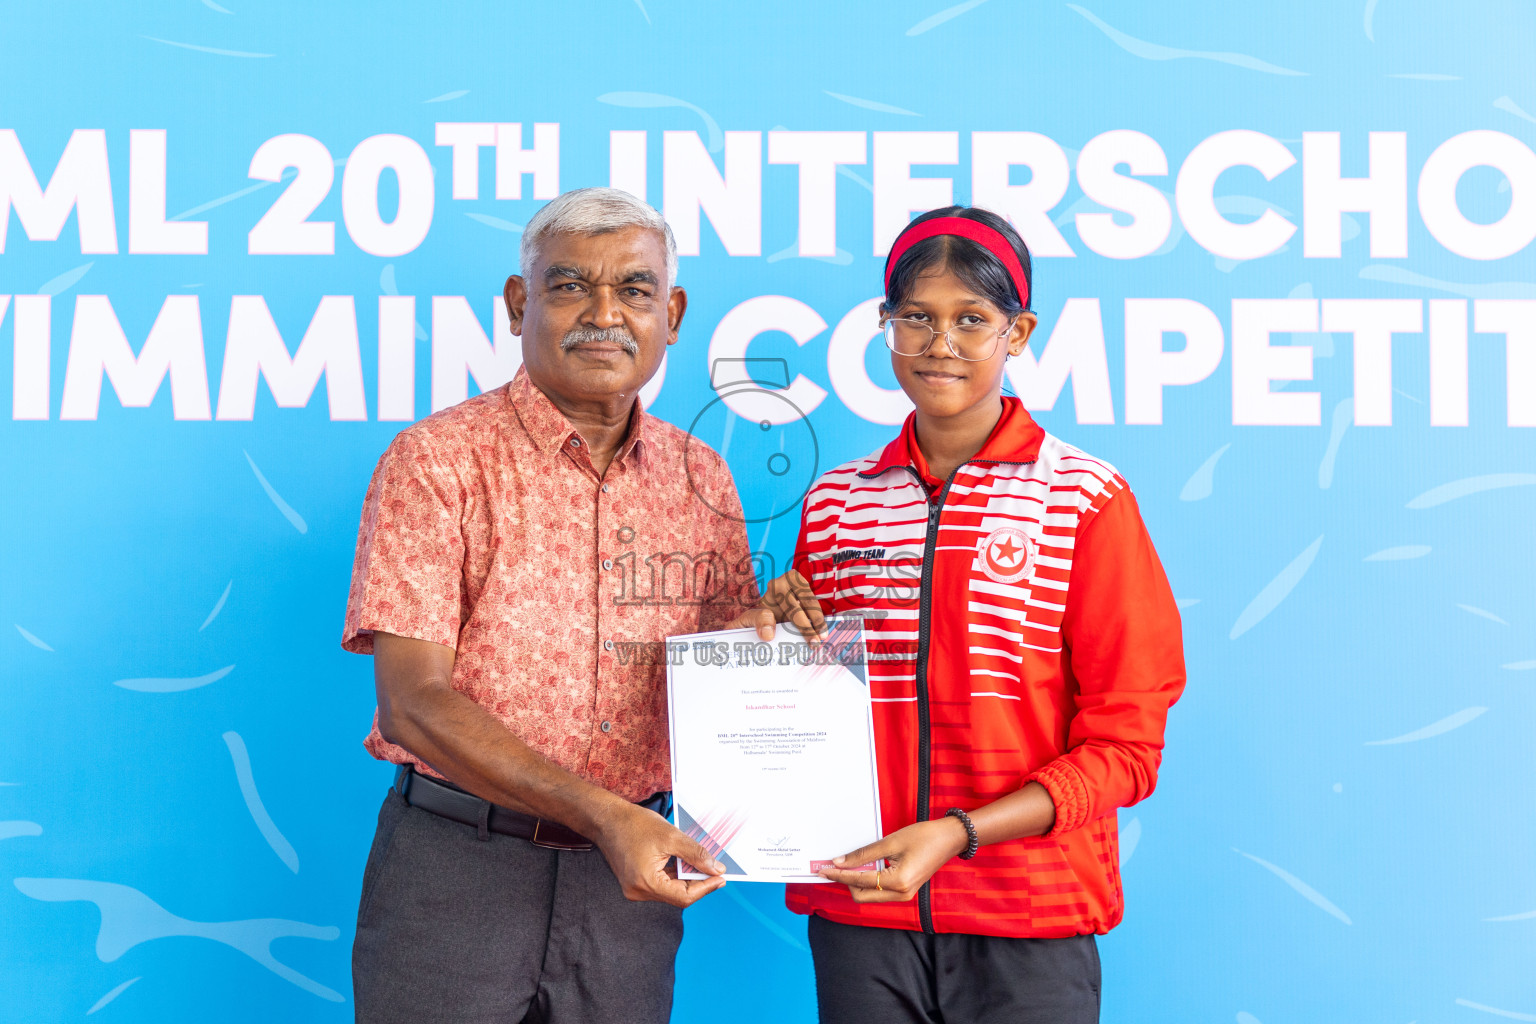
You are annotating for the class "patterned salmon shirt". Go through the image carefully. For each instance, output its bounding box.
[342,365,759,801]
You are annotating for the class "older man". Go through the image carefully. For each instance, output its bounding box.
[341,188,813,1023]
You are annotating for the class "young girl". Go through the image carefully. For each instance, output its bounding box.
[785,207,1185,1023]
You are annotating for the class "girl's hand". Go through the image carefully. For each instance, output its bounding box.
[816,817,970,902]
[761,570,827,642]
[728,570,827,642]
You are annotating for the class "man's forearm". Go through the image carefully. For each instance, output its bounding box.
[382,680,634,838]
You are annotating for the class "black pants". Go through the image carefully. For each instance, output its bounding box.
[808,914,1101,1024]
[351,790,684,1024]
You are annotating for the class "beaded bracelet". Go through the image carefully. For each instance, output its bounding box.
[945,807,980,860]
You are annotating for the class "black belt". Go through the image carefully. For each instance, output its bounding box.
[393,765,671,851]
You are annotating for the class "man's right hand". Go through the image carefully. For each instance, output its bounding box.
[374,632,727,908]
[592,802,727,908]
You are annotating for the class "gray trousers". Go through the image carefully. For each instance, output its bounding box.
[352,790,684,1024]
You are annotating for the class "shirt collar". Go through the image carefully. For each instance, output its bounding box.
[862,397,1045,486]
[506,365,649,467]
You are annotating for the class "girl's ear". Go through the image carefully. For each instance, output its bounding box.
[1007,312,1039,357]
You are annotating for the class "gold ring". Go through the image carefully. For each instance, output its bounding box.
[875,867,882,892]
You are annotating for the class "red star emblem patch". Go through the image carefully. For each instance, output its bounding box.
[976,526,1035,584]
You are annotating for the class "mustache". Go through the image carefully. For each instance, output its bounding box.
[560,327,638,354]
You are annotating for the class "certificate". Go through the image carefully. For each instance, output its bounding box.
[666,617,883,883]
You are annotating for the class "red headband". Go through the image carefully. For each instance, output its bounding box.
[883,216,1030,310]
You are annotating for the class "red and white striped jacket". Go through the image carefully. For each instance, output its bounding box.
[786,398,1186,938]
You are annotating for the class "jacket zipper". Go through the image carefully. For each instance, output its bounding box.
[912,464,961,935]
[906,457,1037,935]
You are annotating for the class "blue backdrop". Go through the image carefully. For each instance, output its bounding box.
[3,2,1535,1021]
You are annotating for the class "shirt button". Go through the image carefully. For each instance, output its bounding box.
[601,483,610,493]
[602,558,613,570]
[600,720,613,733]
[603,639,614,651]
[569,437,581,447]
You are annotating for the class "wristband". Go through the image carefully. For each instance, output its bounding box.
[945,807,980,860]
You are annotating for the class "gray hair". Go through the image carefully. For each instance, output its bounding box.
[519,187,679,284]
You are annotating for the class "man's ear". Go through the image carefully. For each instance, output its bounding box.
[1007,312,1038,357]
[666,285,688,345]
[503,275,528,338]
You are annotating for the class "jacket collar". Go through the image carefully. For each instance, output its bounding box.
[506,365,648,467]
[861,397,1045,483]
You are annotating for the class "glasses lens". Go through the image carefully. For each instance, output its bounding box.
[948,323,999,361]
[883,319,1006,361]
[885,320,933,355]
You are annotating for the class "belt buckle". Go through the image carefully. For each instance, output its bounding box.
[530,820,590,851]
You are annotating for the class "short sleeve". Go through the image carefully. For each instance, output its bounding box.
[690,450,761,632]
[341,430,466,655]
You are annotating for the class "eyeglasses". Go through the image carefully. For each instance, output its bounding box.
[881,317,1015,362]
